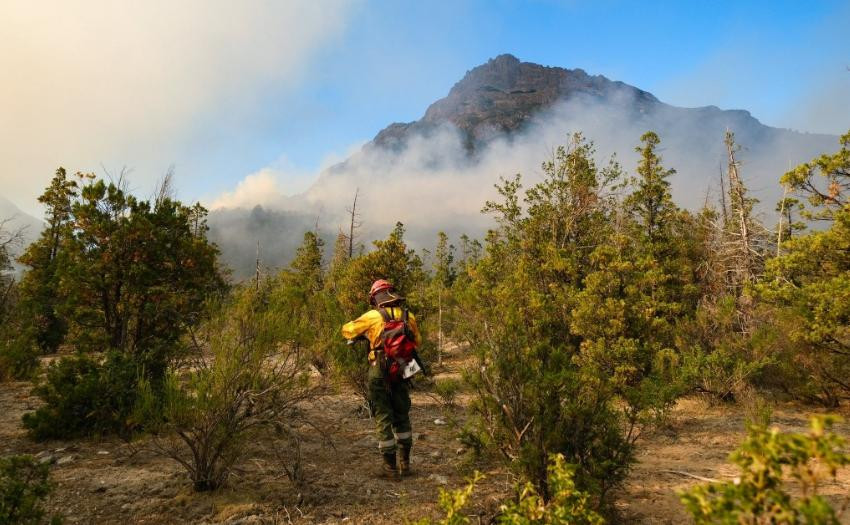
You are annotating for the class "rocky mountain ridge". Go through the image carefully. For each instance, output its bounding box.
[371,54,774,152]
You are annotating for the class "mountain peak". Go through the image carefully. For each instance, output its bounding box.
[373,54,658,150]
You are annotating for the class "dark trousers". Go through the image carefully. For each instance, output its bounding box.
[368,368,412,453]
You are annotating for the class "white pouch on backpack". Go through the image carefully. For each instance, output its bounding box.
[402,358,422,379]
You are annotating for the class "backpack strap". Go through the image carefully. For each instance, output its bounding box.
[402,308,409,323]
[378,307,391,322]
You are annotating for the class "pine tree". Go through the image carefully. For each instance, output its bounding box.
[626,131,677,252]
[621,131,699,344]
[17,168,79,353]
[290,231,325,294]
[57,176,224,379]
[781,130,849,221]
[460,134,637,505]
[325,232,351,298]
[760,130,850,406]
[572,131,694,445]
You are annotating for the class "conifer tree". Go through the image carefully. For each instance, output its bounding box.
[460,134,637,505]
[17,168,78,353]
[321,231,352,313]
[572,131,692,439]
[290,231,324,294]
[626,131,677,251]
[781,130,849,221]
[760,130,850,406]
[55,177,224,380]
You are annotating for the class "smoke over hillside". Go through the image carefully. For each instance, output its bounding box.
[209,56,838,278]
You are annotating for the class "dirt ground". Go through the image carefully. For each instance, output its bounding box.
[2,346,849,524]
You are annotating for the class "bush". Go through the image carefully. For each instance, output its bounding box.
[0,281,40,381]
[680,416,850,524]
[678,345,768,403]
[22,352,138,440]
[139,287,320,491]
[675,297,772,403]
[0,454,61,525]
[412,472,483,525]
[0,331,39,381]
[434,377,461,409]
[414,455,604,525]
[499,454,605,524]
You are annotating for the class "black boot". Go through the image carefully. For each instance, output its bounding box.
[379,452,399,480]
[398,444,411,477]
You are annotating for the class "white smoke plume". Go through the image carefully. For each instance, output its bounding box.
[0,1,354,215]
[210,86,839,278]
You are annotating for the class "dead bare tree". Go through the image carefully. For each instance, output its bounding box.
[154,167,175,207]
[0,218,24,316]
[702,130,772,335]
[725,130,755,285]
[718,163,729,227]
[776,184,790,256]
[344,188,361,258]
[255,240,261,291]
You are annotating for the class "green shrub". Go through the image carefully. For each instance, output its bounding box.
[412,472,483,525]
[758,133,850,406]
[675,297,773,403]
[0,280,40,381]
[499,454,605,524]
[0,454,61,525]
[414,455,604,525]
[0,331,39,381]
[741,391,774,429]
[680,416,850,524]
[22,352,138,440]
[139,287,320,491]
[678,345,769,403]
[434,378,461,408]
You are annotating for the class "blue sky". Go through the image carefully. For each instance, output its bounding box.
[2,0,848,214]
[198,0,850,200]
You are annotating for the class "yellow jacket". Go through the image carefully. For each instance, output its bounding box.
[341,306,422,350]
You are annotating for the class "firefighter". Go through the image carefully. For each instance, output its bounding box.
[341,279,421,480]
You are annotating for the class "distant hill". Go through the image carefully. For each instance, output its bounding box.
[210,54,839,279]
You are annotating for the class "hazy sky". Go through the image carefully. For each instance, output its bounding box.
[2,0,848,216]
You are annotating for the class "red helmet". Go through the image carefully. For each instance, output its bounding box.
[369,279,394,300]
